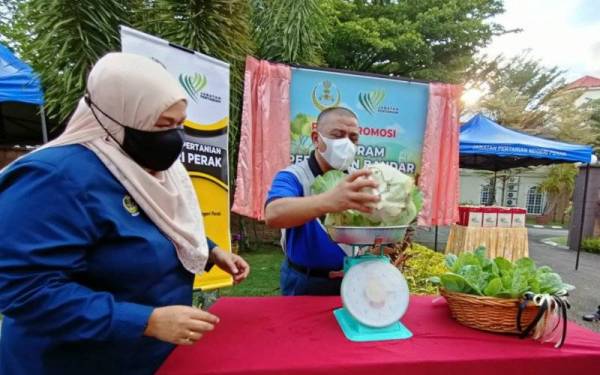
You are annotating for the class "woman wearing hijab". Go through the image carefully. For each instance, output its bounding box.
[0,52,249,375]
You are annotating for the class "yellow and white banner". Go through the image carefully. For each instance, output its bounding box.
[120,26,232,290]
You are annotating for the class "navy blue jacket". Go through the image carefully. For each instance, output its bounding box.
[0,145,214,375]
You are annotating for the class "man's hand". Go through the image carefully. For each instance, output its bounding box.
[264,169,380,229]
[209,248,250,284]
[321,169,380,213]
[144,305,219,345]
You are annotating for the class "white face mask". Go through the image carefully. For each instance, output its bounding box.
[318,132,357,171]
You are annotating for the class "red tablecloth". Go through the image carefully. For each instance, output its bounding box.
[157,296,600,375]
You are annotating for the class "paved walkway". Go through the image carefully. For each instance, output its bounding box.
[414,226,600,332]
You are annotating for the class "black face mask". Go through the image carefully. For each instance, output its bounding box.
[122,126,185,171]
[85,95,185,171]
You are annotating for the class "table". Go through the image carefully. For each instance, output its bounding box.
[157,296,600,375]
[445,224,529,261]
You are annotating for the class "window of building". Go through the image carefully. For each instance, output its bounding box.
[526,186,545,214]
[480,185,492,205]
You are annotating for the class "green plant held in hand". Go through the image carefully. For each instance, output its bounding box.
[311,169,346,198]
[430,247,574,298]
[311,164,423,226]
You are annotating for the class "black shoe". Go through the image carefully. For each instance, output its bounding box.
[582,306,600,322]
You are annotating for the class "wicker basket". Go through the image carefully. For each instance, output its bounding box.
[440,289,540,334]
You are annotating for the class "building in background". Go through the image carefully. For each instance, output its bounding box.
[563,75,600,106]
[457,75,598,219]
[459,167,549,215]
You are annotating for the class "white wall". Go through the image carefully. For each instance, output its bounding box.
[459,174,485,205]
[575,88,600,107]
[459,167,549,214]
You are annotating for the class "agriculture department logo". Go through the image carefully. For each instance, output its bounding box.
[311,80,341,111]
[122,195,140,217]
[178,73,208,102]
[358,89,386,115]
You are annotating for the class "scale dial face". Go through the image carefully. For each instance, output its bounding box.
[341,260,410,328]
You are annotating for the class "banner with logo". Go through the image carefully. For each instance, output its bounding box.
[290,67,429,176]
[120,26,232,290]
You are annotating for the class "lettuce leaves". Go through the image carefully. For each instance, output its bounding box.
[311,170,345,196]
[430,247,573,298]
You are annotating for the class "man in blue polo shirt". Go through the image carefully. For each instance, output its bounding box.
[265,107,379,296]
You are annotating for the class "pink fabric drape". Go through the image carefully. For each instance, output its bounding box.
[418,83,462,226]
[232,56,291,220]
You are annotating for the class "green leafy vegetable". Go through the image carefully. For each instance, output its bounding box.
[440,274,476,294]
[311,170,345,196]
[483,277,503,297]
[445,254,458,270]
[458,265,488,295]
[494,257,513,275]
[431,248,573,299]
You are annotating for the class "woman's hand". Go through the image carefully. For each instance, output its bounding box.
[209,248,250,284]
[144,305,219,345]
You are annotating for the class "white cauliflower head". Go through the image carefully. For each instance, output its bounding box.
[362,163,418,225]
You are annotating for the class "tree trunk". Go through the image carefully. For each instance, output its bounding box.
[543,192,559,220]
[556,194,570,224]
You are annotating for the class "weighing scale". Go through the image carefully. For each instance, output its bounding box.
[327,225,412,342]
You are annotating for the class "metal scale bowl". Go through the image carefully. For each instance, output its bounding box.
[327,225,413,342]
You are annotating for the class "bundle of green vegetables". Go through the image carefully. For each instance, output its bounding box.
[432,248,573,348]
[311,163,423,226]
[430,247,574,298]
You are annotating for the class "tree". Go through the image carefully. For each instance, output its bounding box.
[464,52,564,132]
[466,53,600,221]
[573,98,600,154]
[251,0,329,65]
[467,52,563,102]
[322,0,506,82]
[0,0,516,194]
[139,0,254,187]
[1,0,253,187]
[0,0,23,49]
[1,0,130,122]
[538,164,578,223]
[546,91,594,145]
[468,53,600,144]
[538,93,600,224]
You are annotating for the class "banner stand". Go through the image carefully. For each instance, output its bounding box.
[120,26,232,290]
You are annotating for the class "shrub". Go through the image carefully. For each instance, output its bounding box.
[399,243,447,295]
[581,238,600,254]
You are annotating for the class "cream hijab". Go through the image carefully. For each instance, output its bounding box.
[27,52,209,273]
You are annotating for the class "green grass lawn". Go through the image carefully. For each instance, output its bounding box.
[547,236,568,246]
[219,244,283,297]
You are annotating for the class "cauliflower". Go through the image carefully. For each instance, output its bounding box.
[362,164,416,224]
[311,163,423,226]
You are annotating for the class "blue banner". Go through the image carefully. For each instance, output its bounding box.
[290,67,429,176]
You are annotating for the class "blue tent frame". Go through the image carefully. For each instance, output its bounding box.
[460,114,593,171]
[459,113,594,270]
[0,43,47,143]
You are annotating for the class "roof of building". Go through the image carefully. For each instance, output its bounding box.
[564,75,600,90]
